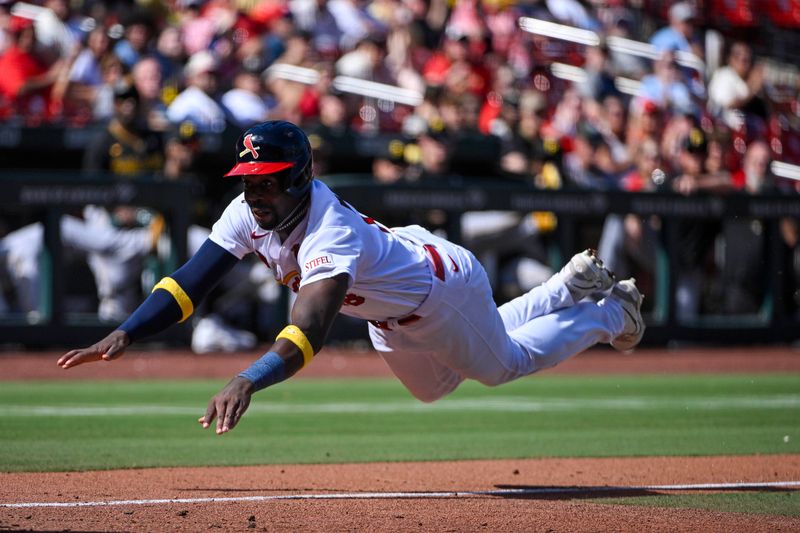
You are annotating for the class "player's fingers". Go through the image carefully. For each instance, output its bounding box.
[201,400,217,429]
[222,399,241,433]
[101,344,125,361]
[230,399,250,431]
[60,355,82,368]
[59,350,101,368]
[215,399,228,434]
[58,349,95,366]
[57,350,80,366]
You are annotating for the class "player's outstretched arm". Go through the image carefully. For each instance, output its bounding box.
[199,273,350,435]
[57,239,239,370]
[57,330,131,368]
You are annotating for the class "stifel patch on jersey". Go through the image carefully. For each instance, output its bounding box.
[305,255,333,272]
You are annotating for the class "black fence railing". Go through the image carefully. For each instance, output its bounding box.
[1,173,798,347]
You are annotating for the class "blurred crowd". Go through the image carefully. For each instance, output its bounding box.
[1,0,800,343]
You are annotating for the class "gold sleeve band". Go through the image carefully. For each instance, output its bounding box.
[276,325,314,368]
[152,277,193,323]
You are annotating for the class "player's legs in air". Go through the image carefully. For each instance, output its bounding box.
[497,249,614,331]
[370,247,643,402]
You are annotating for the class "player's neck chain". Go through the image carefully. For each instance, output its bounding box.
[274,193,311,234]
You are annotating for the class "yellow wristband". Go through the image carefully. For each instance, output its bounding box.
[276,325,314,368]
[152,277,193,323]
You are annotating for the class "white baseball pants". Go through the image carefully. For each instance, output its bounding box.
[368,227,626,402]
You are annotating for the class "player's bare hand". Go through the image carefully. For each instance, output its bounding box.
[57,330,130,369]
[199,376,254,435]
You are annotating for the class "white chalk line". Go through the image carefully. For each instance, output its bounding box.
[2,481,799,509]
[2,394,799,417]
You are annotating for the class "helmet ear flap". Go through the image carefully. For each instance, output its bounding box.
[285,153,314,197]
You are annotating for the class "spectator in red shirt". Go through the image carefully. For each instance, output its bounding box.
[0,16,66,121]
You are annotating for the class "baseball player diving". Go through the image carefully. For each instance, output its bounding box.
[58,120,645,435]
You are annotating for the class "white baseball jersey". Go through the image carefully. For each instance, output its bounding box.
[209,179,626,403]
[208,180,432,321]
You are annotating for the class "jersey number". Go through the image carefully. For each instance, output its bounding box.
[336,196,384,307]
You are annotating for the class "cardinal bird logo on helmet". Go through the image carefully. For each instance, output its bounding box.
[239,134,261,159]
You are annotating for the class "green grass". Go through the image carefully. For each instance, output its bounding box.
[0,373,798,473]
[593,491,800,516]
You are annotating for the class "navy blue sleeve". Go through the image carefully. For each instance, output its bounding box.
[119,239,241,342]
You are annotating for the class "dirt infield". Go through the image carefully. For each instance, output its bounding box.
[3,345,800,381]
[1,346,799,532]
[2,456,800,532]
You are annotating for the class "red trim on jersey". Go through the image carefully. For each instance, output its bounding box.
[423,244,446,281]
[448,254,459,272]
[223,161,294,177]
[255,251,270,268]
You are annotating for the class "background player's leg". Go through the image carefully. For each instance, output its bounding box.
[87,250,147,321]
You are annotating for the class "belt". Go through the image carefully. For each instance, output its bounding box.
[369,314,422,331]
[369,243,446,331]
